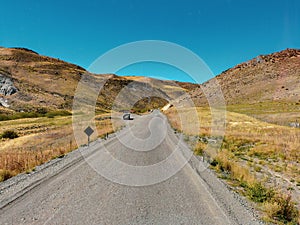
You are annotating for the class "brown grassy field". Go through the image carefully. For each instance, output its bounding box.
[0,113,121,182]
[165,106,300,224]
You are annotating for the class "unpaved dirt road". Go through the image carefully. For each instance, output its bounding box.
[0,111,261,224]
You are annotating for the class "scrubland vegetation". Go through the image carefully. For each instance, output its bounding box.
[165,106,300,224]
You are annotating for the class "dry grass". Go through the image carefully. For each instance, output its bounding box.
[214,149,256,185]
[166,106,300,164]
[0,113,120,182]
[227,102,300,126]
[165,106,300,223]
[263,193,299,224]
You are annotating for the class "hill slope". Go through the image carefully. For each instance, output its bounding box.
[0,47,198,115]
[188,48,300,106]
[182,49,300,125]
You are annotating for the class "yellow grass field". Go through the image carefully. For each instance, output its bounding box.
[165,106,300,224]
[0,113,121,182]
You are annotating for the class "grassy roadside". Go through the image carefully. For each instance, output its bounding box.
[165,106,300,224]
[0,112,121,182]
[227,102,300,126]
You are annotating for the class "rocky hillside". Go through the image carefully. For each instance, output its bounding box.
[189,48,300,106]
[0,47,198,115]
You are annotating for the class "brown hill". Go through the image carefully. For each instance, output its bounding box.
[0,47,198,115]
[188,48,300,106]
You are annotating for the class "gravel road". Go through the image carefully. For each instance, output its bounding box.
[0,111,262,224]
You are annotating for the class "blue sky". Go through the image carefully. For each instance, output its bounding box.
[1,0,299,83]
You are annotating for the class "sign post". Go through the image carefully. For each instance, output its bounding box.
[84,126,94,147]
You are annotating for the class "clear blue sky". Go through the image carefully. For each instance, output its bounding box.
[1,0,299,83]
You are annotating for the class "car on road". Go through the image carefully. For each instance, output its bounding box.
[123,113,133,120]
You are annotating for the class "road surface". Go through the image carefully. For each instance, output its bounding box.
[0,111,260,224]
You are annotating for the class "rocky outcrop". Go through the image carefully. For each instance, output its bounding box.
[0,97,10,107]
[289,122,300,128]
[0,74,18,96]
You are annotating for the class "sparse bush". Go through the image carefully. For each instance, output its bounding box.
[184,135,190,142]
[0,114,9,121]
[0,169,14,182]
[264,193,299,224]
[210,159,218,167]
[1,130,19,139]
[215,149,234,172]
[214,150,255,183]
[194,142,205,155]
[36,107,48,114]
[247,182,274,203]
[254,165,262,172]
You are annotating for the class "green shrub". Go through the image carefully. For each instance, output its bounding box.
[1,130,19,139]
[0,114,9,121]
[45,110,71,118]
[247,182,274,203]
[0,112,41,121]
[210,159,218,167]
[0,110,71,121]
